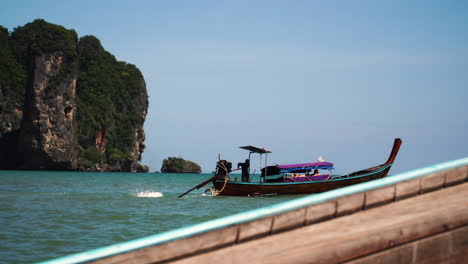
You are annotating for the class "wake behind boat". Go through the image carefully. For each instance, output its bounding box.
[178,138,402,197]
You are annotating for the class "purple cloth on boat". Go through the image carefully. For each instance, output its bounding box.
[284,174,331,182]
[277,162,333,169]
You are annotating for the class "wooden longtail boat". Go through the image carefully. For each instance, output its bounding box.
[208,138,402,196]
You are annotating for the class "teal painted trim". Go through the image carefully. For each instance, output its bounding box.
[36,157,468,264]
[220,164,392,186]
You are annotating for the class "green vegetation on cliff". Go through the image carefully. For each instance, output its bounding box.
[0,19,148,171]
[161,157,202,173]
[0,26,26,134]
[10,19,78,64]
[76,35,148,168]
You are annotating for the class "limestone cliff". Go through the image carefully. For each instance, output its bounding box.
[18,50,79,170]
[0,19,148,172]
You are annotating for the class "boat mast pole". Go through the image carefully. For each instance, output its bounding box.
[259,153,262,182]
[248,151,253,175]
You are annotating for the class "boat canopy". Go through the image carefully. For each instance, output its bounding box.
[277,162,334,173]
[261,162,334,176]
[239,146,272,154]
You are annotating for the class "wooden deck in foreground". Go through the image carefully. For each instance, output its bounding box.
[173,182,468,264]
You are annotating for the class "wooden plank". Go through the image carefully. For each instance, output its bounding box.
[305,201,336,224]
[395,178,420,200]
[344,226,468,264]
[92,225,239,264]
[445,166,468,186]
[364,185,395,209]
[271,208,306,234]
[420,172,445,193]
[336,193,365,216]
[237,217,272,242]
[171,183,468,264]
[343,240,415,264]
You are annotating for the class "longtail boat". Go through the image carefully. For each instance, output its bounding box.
[202,138,402,196]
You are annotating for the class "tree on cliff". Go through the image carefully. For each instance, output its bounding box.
[0,26,26,137]
[161,157,202,173]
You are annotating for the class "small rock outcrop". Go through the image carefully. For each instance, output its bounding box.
[161,157,202,173]
[0,19,148,172]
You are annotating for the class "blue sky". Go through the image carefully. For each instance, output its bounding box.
[2,0,467,174]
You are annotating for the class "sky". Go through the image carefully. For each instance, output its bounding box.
[1,0,467,174]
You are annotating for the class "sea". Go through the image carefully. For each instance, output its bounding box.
[0,170,303,264]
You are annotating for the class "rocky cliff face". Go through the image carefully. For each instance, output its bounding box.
[0,20,148,172]
[18,51,79,169]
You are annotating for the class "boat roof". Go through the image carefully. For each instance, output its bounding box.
[239,146,272,154]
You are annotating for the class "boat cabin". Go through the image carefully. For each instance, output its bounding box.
[233,145,335,183]
[261,161,335,183]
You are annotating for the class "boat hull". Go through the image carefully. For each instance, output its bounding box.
[213,164,392,196]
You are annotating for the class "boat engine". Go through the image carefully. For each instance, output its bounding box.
[215,160,232,179]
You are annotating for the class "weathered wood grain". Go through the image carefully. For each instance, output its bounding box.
[171,183,468,264]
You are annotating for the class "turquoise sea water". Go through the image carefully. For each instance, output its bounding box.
[0,171,301,264]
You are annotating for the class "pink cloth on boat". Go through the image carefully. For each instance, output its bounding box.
[284,174,331,182]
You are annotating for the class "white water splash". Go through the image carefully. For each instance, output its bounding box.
[136,191,163,198]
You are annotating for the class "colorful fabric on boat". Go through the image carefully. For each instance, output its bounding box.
[284,174,332,182]
[277,162,334,173]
